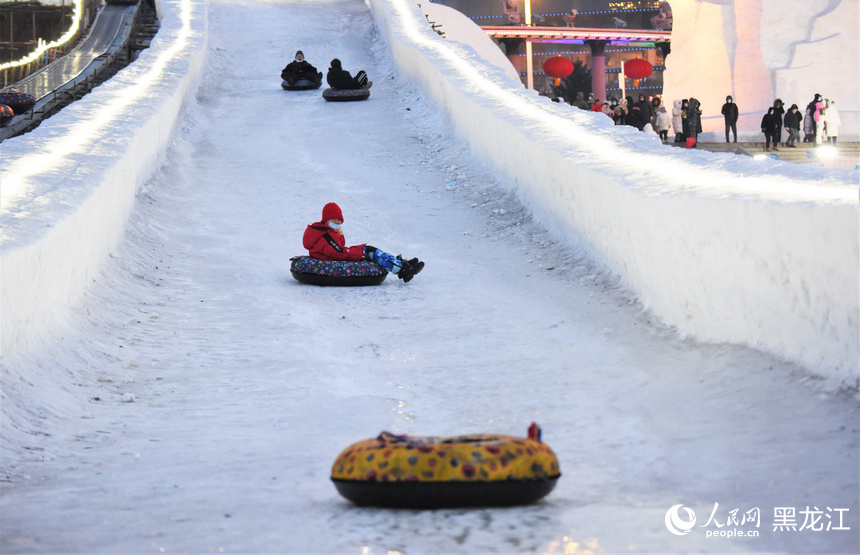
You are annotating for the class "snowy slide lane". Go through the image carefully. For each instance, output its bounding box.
[0,0,858,553]
[369,0,859,387]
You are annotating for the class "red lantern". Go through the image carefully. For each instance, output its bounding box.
[543,55,574,86]
[623,58,653,79]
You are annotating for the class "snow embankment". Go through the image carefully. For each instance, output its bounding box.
[0,0,207,355]
[369,0,859,387]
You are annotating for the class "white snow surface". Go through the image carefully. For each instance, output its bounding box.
[0,0,859,552]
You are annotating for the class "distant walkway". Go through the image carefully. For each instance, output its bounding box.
[677,141,860,169]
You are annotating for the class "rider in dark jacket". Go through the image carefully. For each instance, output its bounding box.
[326,59,371,90]
[281,51,322,85]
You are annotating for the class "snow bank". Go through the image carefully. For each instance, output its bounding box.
[0,0,207,354]
[420,2,521,86]
[369,0,859,387]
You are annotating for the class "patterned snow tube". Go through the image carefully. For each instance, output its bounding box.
[331,425,561,508]
[0,104,13,125]
[322,88,370,102]
[0,92,35,114]
[281,79,321,91]
[290,256,387,286]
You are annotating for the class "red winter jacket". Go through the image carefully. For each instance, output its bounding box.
[302,221,365,261]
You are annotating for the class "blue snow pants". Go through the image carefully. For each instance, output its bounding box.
[363,247,402,274]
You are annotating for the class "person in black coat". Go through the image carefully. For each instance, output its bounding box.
[772,98,785,146]
[782,104,802,147]
[761,107,780,151]
[281,51,322,86]
[627,105,646,130]
[326,58,372,90]
[686,98,702,144]
[637,94,653,126]
[720,95,738,143]
[804,93,823,142]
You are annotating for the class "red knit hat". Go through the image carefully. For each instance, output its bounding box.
[321,202,343,222]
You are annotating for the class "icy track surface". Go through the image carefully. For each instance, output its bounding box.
[1,0,858,552]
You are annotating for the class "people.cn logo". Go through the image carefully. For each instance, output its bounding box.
[665,504,697,535]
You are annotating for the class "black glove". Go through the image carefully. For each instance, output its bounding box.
[362,245,377,261]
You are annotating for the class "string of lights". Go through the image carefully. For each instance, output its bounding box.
[605,85,662,91]
[519,49,659,56]
[0,0,85,72]
[526,71,660,81]
[466,8,659,21]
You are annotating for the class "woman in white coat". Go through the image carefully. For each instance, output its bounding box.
[823,100,841,144]
[671,99,684,143]
[655,105,672,143]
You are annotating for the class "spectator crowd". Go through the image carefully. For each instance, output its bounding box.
[562,89,842,149]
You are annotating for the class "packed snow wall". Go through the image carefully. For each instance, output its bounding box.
[370,0,859,387]
[0,0,207,355]
[663,0,859,142]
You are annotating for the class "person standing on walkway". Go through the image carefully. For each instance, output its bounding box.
[686,98,702,145]
[613,98,628,125]
[813,99,826,144]
[627,104,646,131]
[650,95,663,128]
[761,107,780,151]
[721,95,738,143]
[804,93,823,143]
[672,99,684,143]
[823,99,841,144]
[637,94,654,127]
[772,99,786,146]
[783,104,802,147]
[573,91,589,110]
[654,105,671,143]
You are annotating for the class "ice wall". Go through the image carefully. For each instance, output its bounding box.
[0,0,208,355]
[369,0,859,387]
[663,0,859,142]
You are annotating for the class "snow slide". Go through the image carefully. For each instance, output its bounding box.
[0,0,858,552]
[370,0,859,388]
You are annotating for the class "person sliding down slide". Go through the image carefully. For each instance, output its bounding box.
[302,203,424,282]
[281,50,322,86]
[326,59,372,90]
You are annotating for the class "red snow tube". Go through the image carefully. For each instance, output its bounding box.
[322,88,370,102]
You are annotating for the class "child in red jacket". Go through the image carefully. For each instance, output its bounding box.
[303,203,424,282]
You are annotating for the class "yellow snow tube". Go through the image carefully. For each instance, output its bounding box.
[331,423,560,508]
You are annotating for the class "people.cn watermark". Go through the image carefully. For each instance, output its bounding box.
[665,503,851,539]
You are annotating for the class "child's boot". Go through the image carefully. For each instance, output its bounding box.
[396,256,424,282]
